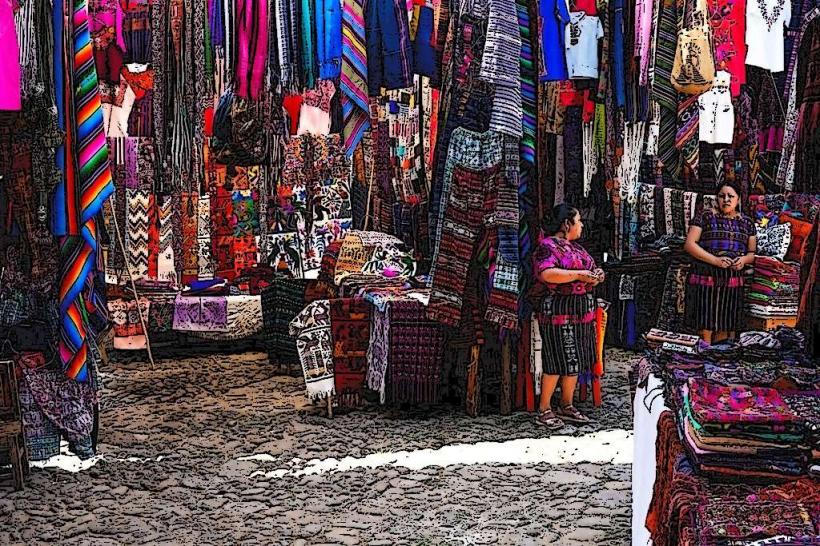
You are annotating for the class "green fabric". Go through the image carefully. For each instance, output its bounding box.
[300,0,317,89]
[204,12,214,79]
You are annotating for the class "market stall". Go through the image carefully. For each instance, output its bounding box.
[633,332,819,545]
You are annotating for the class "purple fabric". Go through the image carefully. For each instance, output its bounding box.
[21,367,97,459]
[690,210,755,259]
[209,0,224,47]
[172,295,229,332]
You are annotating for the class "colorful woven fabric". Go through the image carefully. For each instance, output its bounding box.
[289,300,335,400]
[172,295,229,332]
[687,377,801,427]
[329,298,371,407]
[387,298,445,404]
[690,209,756,258]
[428,128,519,329]
[340,0,370,154]
[54,0,116,382]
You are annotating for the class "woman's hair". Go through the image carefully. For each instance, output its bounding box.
[543,204,580,235]
[716,182,743,212]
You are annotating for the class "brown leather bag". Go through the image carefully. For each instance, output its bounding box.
[670,0,716,95]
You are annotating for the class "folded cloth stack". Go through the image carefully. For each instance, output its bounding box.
[681,377,811,479]
[646,329,701,351]
[648,411,820,546]
[746,257,800,317]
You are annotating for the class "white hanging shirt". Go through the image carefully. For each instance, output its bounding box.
[698,71,734,144]
[746,0,791,72]
[565,12,604,79]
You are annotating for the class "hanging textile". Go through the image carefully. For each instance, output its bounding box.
[53,0,116,382]
[340,0,370,154]
[235,0,268,100]
[0,0,21,111]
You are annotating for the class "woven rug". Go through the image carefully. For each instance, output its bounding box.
[172,295,229,332]
[262,279,309,365]
[188,296,263,340]
[329,298,371,407]
[290,300,335,401]
[388,299,445,404]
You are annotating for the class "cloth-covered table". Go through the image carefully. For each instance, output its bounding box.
[632,373,670,546]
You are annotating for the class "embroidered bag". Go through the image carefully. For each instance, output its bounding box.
[670,0,716,95]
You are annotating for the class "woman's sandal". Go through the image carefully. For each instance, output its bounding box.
[556,404,591,424]
[534,409,565,430]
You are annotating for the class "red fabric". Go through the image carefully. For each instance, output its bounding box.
[571,0,597,14]
[707,0,746,96]
[329,298,371,408]
[204,106,214,136]
[282,94,302,135]
[779,213,813,262]
[146,193,159,279]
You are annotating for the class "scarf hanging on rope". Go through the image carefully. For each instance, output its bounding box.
[340,0,370,155]
[235,0,268,100]
[617,121,646,206]
[53,0,116,382]
[516,0,537,318]
[675,93,699,177]
[582,121,599,198]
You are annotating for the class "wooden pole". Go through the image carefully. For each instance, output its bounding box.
[500,336,512,415]
[466,344,480,417]
[326,396,334,419]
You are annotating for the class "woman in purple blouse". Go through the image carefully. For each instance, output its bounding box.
[531,205,604,429]
[684,182,756,344]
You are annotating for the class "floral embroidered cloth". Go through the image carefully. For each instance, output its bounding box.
[687,377,801,426]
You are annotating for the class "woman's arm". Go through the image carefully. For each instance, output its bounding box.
[540,268,597,285]
[684,225,729,267]
[732,235,757,270]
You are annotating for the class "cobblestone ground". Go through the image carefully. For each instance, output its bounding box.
[0,348,635,545]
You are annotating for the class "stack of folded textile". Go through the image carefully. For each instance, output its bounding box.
[649,412,820,546]
[681,377,810,479]
[746,256,800,317]
[646,329,701,353]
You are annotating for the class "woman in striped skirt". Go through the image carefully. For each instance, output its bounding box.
[684,183,756,344]
[531,205,604,430]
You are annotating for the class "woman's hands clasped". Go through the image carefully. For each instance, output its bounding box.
[577,269,606,286]
[712,255,747,270]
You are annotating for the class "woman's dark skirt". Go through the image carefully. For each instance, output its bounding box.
[537,293,597,376]
[684,261,745,332]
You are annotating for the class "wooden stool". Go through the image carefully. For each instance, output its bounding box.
[0,359,28,491]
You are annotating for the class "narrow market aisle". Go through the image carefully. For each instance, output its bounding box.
[0,349,635,545]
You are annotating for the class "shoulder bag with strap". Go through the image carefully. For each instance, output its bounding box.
[670,0,716,95]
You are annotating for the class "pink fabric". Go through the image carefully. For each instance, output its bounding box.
[532,235,598,295]
[235,0,268,100]
[707,0,746,97]
[635,0,654,85]
[89,0,126,51]
[0,0,21,111]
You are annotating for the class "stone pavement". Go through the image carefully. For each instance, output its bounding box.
[0,348,636,545]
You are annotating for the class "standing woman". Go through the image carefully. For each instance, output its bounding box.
[684,182,756,344]
[532,205,604,429]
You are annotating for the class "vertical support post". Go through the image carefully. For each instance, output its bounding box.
[500,336,512,415]
[466,344,480,417]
